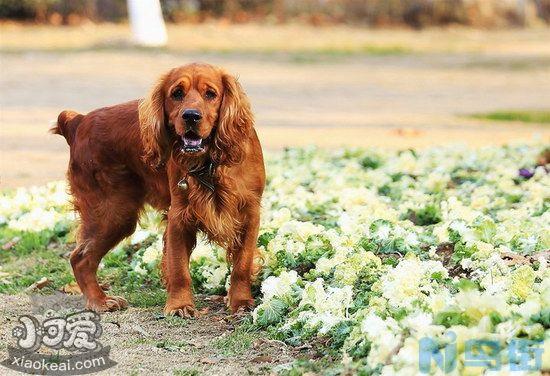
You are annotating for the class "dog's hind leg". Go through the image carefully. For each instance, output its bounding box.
[70,189,144,312]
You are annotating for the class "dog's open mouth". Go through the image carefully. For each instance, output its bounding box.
[181,131,207,153]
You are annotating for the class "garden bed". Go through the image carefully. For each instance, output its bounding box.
[1,144,549,374]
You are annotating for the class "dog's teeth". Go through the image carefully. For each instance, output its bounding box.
[183,137,202,148]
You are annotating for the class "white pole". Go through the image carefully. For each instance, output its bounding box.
[127,0,168,47]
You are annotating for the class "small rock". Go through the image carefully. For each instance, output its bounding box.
[132,324,150,337]
[153,313,166,320]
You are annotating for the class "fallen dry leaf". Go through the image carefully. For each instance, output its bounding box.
[392,127,422,137]
[501,252,530,266]
[199,307,209,315]
[25,277,51,291]
[253,339,266,350]
[252,355,273,363]
[531,250,550,261]
[536,149,550,166]
[200,357,219,365]
[206,295,225,302]
[187,341,205,349]
[61,281,82,295]
[2,237,20,251]
[501,250,549,266]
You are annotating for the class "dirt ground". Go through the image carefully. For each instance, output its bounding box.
[0,294,298,375]
[1,25,550,188]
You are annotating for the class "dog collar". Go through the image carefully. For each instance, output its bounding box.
[178,158,217,192]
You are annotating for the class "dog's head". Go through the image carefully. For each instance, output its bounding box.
[139,63,253,167]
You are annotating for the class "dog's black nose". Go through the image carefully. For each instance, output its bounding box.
[182,109,202,123]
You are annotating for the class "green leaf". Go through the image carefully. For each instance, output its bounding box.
[473,217,496,243]
[434,311,472,328]
[407,203,442,226]
[256,298,287,327]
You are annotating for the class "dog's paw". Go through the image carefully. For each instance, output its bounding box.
[164,304,198,318]
[86,295,128,312]
[228,297,255,314]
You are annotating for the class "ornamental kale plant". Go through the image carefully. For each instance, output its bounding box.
[1,144,549,374]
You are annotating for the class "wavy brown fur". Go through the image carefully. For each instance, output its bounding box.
[54,63,265,315]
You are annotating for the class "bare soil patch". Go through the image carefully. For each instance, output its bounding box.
[0,294,295,375]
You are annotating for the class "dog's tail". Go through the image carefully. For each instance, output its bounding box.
[50,110,83,146]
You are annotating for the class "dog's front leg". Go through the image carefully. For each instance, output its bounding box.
[228,206,260,313]
[163,217,198,318]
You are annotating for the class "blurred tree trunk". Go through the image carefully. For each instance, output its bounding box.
[127,0,167,47]
[35,0,48,23]
[274,0,285,22]
[86,0,98,22]
[225,0,239,19]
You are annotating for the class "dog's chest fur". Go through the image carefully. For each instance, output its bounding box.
[176,174,245,247]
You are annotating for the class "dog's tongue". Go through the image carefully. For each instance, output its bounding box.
[183,136,202,147]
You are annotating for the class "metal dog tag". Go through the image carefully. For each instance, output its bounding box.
[177,178,188,191]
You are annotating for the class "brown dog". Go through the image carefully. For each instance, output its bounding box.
[52,63,265,316]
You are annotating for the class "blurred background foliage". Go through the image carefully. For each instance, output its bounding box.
[1,0,549,28]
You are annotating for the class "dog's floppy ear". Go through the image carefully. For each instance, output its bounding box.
[212,72,254,166]
[139,72,170,168]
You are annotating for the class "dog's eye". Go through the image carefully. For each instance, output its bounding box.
[205,89,217,100]
[171,87,184,101]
